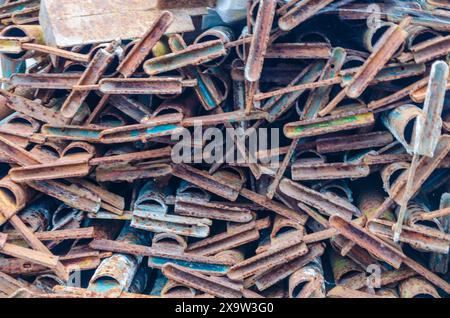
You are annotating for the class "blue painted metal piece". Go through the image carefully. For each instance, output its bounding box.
[148,257,229,275]
[88,223,150,294]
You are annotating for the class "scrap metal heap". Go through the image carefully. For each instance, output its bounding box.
[0,0,449,298]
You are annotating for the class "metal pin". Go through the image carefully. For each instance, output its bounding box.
[394,61,450,242]
[117,11,173,77]
[284,110,375,139]
[98,77,196,95]
[21,43,90,62]
[61,40,119,119]
[144,40,226,76]
[330,215,404,269]
[99,114,184,144]
[280,178,360,220]
[245,0,277,83]
[186,218,270,256]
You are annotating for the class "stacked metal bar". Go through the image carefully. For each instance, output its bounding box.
[0,0,449,299]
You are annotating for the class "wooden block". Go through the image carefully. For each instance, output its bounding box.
[39,0,204,47]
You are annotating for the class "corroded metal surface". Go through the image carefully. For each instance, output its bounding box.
[0,0,448,300]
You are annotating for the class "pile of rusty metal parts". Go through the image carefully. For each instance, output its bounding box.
[0,0,449,299]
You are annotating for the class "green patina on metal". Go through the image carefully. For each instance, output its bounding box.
[294,114,370,134]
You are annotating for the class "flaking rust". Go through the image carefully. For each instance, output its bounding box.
[316,131,394,154]
[174,196,253,223]
[279,178,360,220]
[99,114,184,144]
[0,112,42,147]
[148,247,232,276]
[266,42,331,60]
[186,219,270,256]
[172,164,243,201]
[263,61,324,122]
[131,180,211,238]
[303,47,347,119]
[254,243,325,291]
[88,238,232,276]
[98,78,195,95]
[278,0,334,32]
[415,61,449,157]
[9,158,90,182]
[0,136,101,213]
[410,35,450,64]
[162,263,243,298]
[144,40,226,76]
[399,277,441,298]
[245,0,276,83]
[117,11,174,78]
[291,161,370,181]
[169,34,223,111]
[319,18,411,116]
[61,41,119,119]
[284,111,375,139]
[106,95,152,122]
[329,215,405,269]
[227,231,308,281]
[289,260,326,298]
[394,62,449,241]
[330,251,365,286]
[367,218,450,254]
[9,73,81,90]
